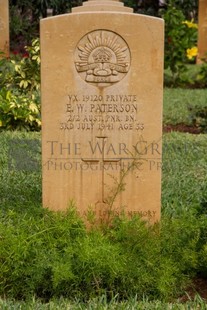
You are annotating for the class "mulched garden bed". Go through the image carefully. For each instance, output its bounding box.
[163,123,203,134]
[179,278,207,302]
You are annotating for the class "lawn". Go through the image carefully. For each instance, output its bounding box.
[163,88,207,126]
[0,295,206,309]
[0,87,207,307]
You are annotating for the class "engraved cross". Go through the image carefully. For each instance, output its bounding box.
[81,136,120,203]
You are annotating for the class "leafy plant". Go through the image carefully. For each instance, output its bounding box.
[0,206,205,301]
[163,5,198,86]
[0,39,41,130]
[9,2,40,52]
[196,60,207,88]
[0,88,41,130]
[164,0,198,21]
[0,38,40,93]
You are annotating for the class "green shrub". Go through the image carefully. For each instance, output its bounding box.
[0,131,207,301]
[163,5,198,86]
[165,0,198,21]
[196,61,207,88]
[9,4,39,52]
[0,207,205,301]
[0,39,41,131]
[0,38,40,92]
[0,88,41,130]
[0,208,85,299]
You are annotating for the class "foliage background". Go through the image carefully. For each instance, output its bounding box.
[9,0,198,51]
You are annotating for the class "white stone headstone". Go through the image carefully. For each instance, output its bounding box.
[41,0,164,222]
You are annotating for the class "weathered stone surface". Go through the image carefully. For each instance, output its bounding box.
[197,0,207,63]
[0,0,9,57]
[41,0,164,222]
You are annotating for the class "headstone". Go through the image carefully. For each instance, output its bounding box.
[197,0,207,63]
[41,0,164,222]
[0,0,9,57]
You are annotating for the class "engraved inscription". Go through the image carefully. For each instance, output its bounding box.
[60,93,145,132]
[75,30,130,87]
[81,136,121,204]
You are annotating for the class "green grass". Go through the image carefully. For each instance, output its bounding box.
[0,130,207,304]
[162,132,207,216]
[163,88,207,125]
[0,294,206,309]
[0,131,41,214]
[0,131,206,218]
[0,86,207,306]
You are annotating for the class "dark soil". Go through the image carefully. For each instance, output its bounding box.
[163,123,203,134]
[179,278,207,302]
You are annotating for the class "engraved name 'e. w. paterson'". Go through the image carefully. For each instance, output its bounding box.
[60,93,144,131]
[74,30,130,87]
